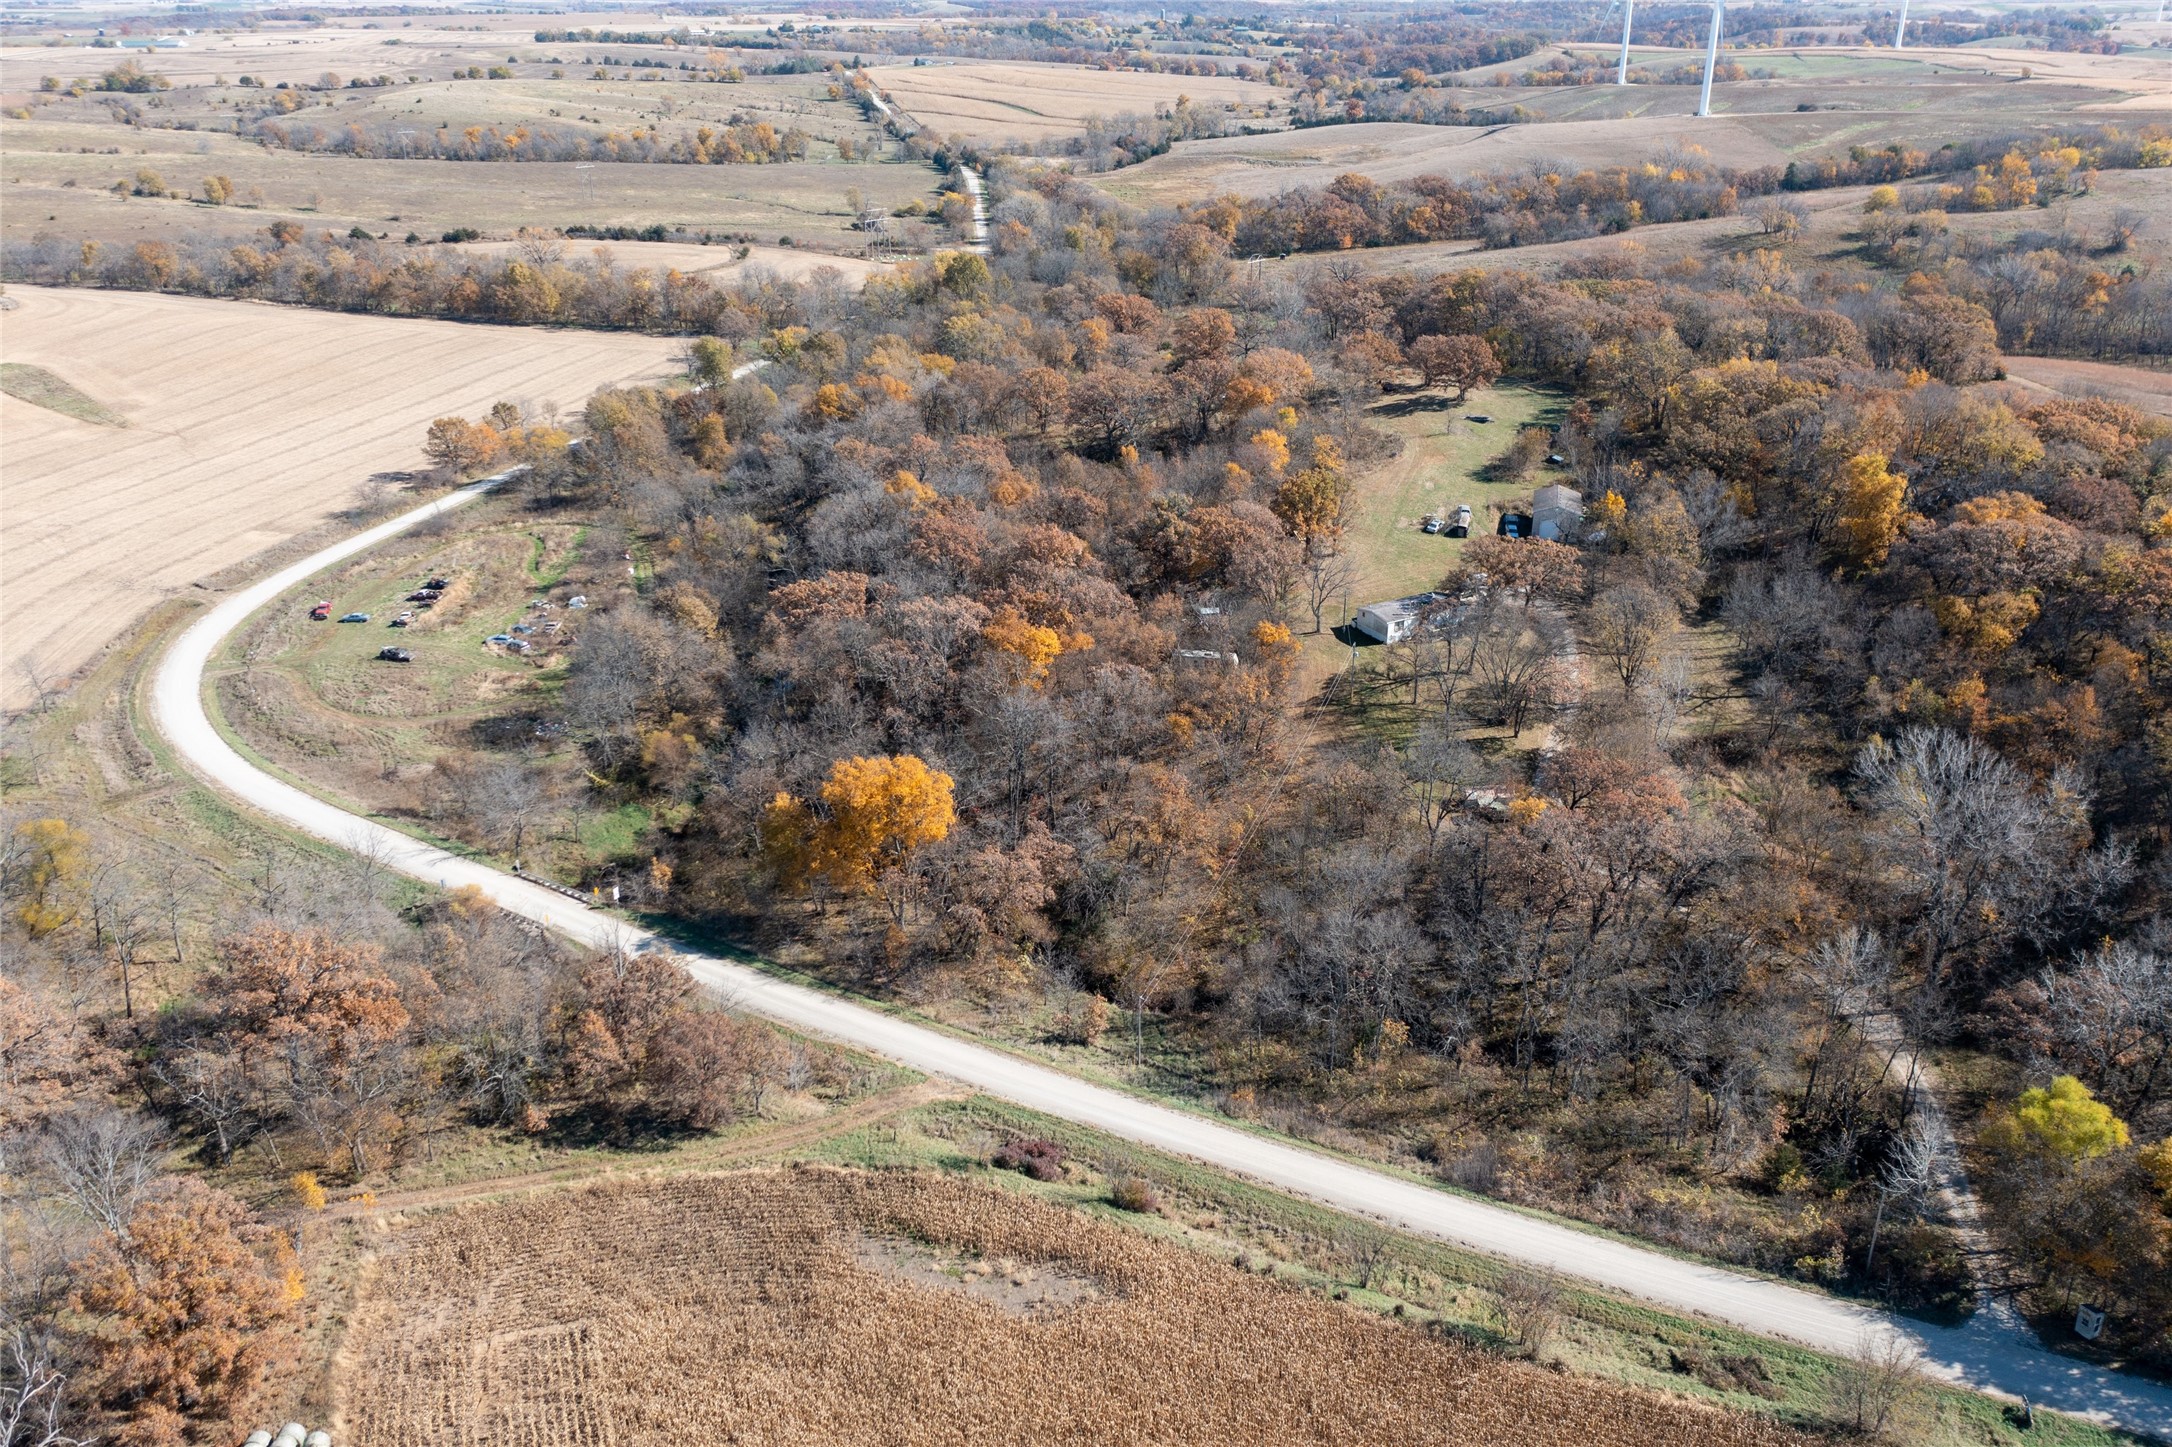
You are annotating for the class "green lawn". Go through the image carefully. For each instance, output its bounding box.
[1345,382,1569,608]
[1298,382,1566,685]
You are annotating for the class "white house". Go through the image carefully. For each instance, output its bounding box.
[1532,484,1584,541]
[1352,592,1441,644]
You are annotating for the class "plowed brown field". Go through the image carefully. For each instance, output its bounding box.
[335,1167,1815,1447]
[0,286,680,710]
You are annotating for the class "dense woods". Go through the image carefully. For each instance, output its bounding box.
[327,159,2165,1358]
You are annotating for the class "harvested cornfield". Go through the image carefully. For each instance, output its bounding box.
[337,1167,1813,1446]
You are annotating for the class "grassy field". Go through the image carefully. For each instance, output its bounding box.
[869,57,1283,144]
[1097,58,2170,209]
[210,493,660,887]
[0,113,933,248]
[0,285,682,712]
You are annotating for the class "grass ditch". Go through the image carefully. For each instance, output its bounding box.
[0,360,128,426]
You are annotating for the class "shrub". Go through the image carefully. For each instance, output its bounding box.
[1109,1175,1160,1213]
[289,1171,327,1211]
[1053,992,1111,1046]
[991,1136,1067,1181]
[1495,1266,1564,1357]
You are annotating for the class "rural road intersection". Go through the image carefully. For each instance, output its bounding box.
[151,451,2170,1439]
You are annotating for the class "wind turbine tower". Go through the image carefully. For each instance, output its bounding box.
[1894,0,1910,49]
[1696,0,1723,117]
[1617,0,1635,83]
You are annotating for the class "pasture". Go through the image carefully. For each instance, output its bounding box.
[0,110,932,250]
[0,286,682,711]
[869,58,1283,144]
[1094,118,1793,207]
[334,1166,1817,1447]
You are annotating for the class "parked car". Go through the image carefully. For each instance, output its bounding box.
[1421,515,1443,535]
[308,601,332,620]
[511,623,534,635]
[424,577,450,590]
[388,611,415,627]
[338,612,370,623]
[486,633,513,646]
[505,639,531,654]
[567,595,589,610]
[1466,413,1493,424]
[1546,453,1566,465]
[405,589,441,603]
[377,647,412,663]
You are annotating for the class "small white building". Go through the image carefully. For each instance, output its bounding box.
[1352,592,1441,644]
[1532,484,1584,541]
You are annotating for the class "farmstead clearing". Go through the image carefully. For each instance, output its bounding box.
[337,1166,1815,1447]
[0,285,681,710]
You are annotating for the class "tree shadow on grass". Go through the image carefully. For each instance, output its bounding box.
[1372,392,1465,419]
[538,1099,707,1154]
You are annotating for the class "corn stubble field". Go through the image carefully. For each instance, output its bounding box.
[339,1168,1810,1447]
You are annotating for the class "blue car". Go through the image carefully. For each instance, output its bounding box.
[486,633,513,646]
[338,612,371,623]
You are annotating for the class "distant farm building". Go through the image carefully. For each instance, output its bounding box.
[1532,484,1585,541]
[1353,592,1443,644]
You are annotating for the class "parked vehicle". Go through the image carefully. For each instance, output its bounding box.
[1448,504,1473,538]
[309,601,332,620]
[511,623,534,635]
[506,639,531,654]
[388,611,415,627]
[405,589,441,603]
[424,577,450,590]
[1466,413,1493,423]
[338,612,370,623]
[377,647,412,663]
[1421,515,1443,535]
[486,633,513,646]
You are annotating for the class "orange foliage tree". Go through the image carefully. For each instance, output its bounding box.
[71,1180,299,1447]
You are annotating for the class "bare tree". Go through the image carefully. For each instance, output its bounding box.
[0,1321,90,1447]
[1854,730,2119,985]
[474,761,549,870]
[1302,547,1358,637]
[35,1106,167,1237]
[149,1048,252,1167]
[1585,582,1677,692]
[1830,1332,1926,1438]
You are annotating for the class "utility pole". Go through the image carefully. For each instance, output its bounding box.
[1696,0,1724,118]
[1893,0,1910,49]
[1617,0,1634,84]
[574,160,595,213]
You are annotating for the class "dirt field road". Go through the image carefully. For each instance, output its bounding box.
[150,444,2171,1437]
[0,287,683,711]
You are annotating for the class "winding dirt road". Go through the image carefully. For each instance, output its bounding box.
[150,451,2169,1437]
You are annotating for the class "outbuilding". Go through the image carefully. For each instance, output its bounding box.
[1352,592,1442,644]
[1532,484,1585,541]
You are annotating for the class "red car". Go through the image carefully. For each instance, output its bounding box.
[309,601,332,620]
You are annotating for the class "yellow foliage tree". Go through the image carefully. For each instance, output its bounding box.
[983,607,1066,687]
[773,757,957,901]
[1833,450,1909,567]
[1987,1075,2130,1162]
[10,818,88,938]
